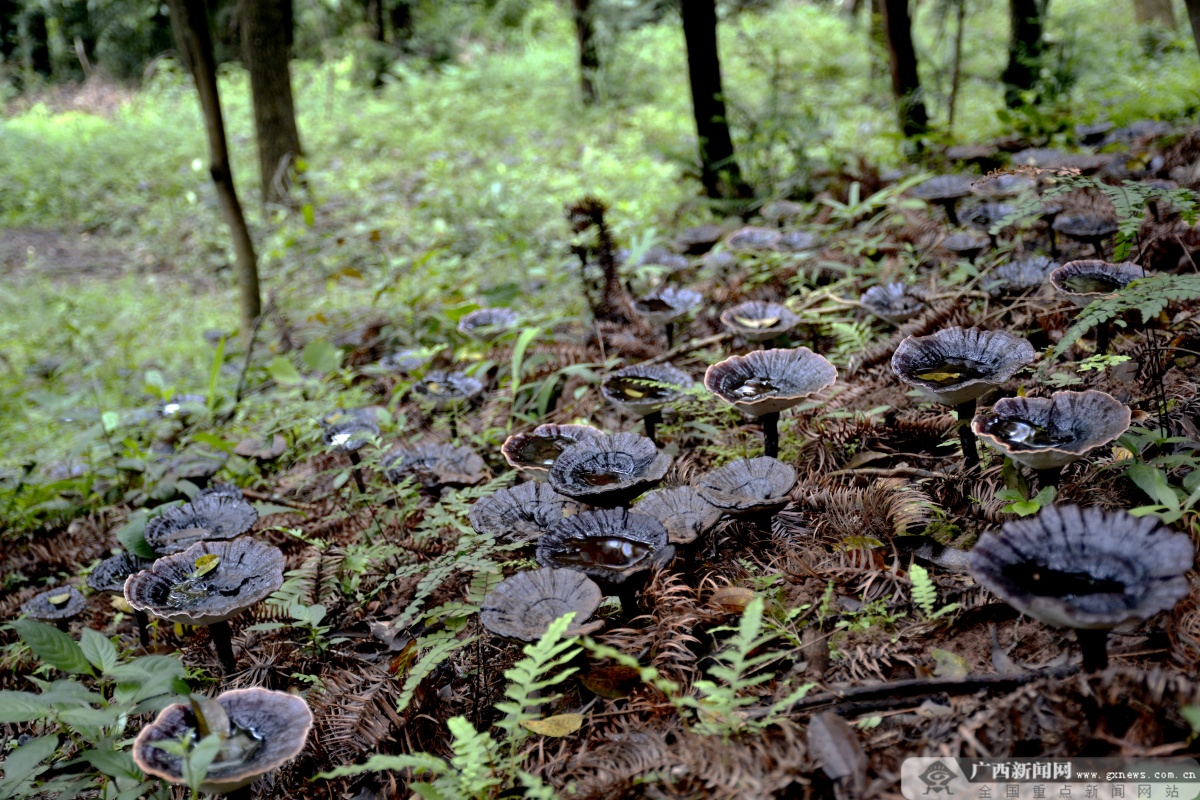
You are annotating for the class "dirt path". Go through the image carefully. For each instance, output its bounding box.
[0,226,161,282]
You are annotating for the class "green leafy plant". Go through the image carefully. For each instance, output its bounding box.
[1114,427,1200,527]
[1051,274,1200,359]
[908,564,960,620]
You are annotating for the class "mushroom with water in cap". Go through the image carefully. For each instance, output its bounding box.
[860,283,926,326]
[632,286,703,348]
[384,443,487,490]
[719,300,800,346]
[143,484,259,555]
[694,456,797,538]
[1049,260,1146,353]
[548,432,671,508]
[320,411,380,494]
[500,423,602,478]
[413,370,485,439]
[480,568,603,641]
[601,362,693,443]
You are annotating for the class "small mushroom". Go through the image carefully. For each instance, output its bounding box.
[88,552,155,645]
[720,301,800,346]
[962,202,1017,248]
[378,348,434,375]
[537,508,672,601]
[633,486,722,545]
[891,327,1035,468]
[125,538,285,674]
[705,347,837,458]
[133,688,312,794]
[694,456,796,537]
[778,230,821,252]
[860,282,926,326]
[1052,215,1119,258]
[159,394,207,419]
[480,569,604,641]
[970,173,1035,199]
[548,432,671,508]
[988,256,1059,294]
[972,390,1131,483]
[413,370,484,438]
[911,174,975,226]
[233,434,287,461]
[940,231,989,262]
[320,413,380,494]
[969,504,1193,671]
[1049,260,1146,353]
[467,482,582,543]
[725,226,782,253]
[384,443,487,490]
[500,423,603,477]
[21,587,86,631]
[457,308,519,342]
[632,286,703,347]
[144,484,259,556]
[601,363,693,443]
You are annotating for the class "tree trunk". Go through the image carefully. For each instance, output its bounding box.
[240,0,303,208]
[1133,0,1177,27]
[1002,0,1046,108]
[879,0,929,142]
[1186,0,1200,60]
[571,0,600,104]
[390,1,413,43]
[365,0,385,41]
[167,0,262,339]
[0,0,18,65]
[680,0,750,200]
[24,8,51,77]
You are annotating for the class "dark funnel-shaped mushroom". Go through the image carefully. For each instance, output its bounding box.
[972,390,1131,479]
[860,283,926,326]
[1050,260,1145,352]
[633,486,722,545]
[378,348,433,375]
[548,432,670,507]
[720,301,800,345]
[695,456,797,536]
[971,173,1035,199]
[632,286,703,347]
[133,688,312,794]
[480,569,603,641]
[940,231,989,261]
[537,508,671,588]
[969,504,1193,671]
[911,174,974,226]
[144,485,259,556]
[601,363,693,443]
[1052,215,1118,258]
[705,347,837,457]
[88,552,155,645]
[892,327,1035,468]
[384,443,487,490]
[989,256,1058,294]
[413,370,484,411]
[725,226,782,253]
[467,482,582,543]
[21,587,86,631]
[125,538,285,673]
[500,424,602,477]
[321,413,380,494]
[457,308,519,342]
[233,434,287,461]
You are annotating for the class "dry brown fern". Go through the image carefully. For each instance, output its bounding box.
[310,662,407,765]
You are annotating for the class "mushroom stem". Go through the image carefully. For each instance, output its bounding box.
[209,620,238,675]
[134,609,151,648]
[665,322,675,349]
[761,411,781,459]
[449,414,460,441]
[1049,227,1059,257]
[1035,468,1061,490]
[55,620,69,633]
[347,450,367,495]
[226,787,253,800]
[940,199,960,227]
[1095,323,1110,356]
[754,512,774,539]
[643,410,662,444]
[613,584,639,617]
[956,399,979,468]
[1076,628,1109,672]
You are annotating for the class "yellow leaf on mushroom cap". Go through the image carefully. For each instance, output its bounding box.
[191,554,221,578]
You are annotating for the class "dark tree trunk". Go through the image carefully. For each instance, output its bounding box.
[366,0,385,41]
[240,0,303,208]
[680,0,750,200]
[571,0,600,104]
[1002,0,1047,108]
[390,1,413,42]
[879,0,928,142]
[1187,0,1200,61]
[25,8,51,77]
[1133,0,1177,27]
[0,0,18,65]
[167,0,262,339]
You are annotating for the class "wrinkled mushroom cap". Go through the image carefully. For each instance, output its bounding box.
[125,538,285,626]
[233,434,287,461]
[962,202,1018,231]
[601,363,694,417]
[911,174,975,203]
[972,390,1132,470]
[468,482,582,542]
[1051,214,1119,241]
[719,301,800,342]
[860,283,926,325]
[480,569,603,641]
[384,443,487,489]
[779,230,820,252]
[705,347,838,417]
[969,504,1193,630]
[500,424,603,475]
[548,432,671,507]
[457,308,519,341]
[940,231,989,256]
[21,586,86,621]
[694,457,797,515]
[970,173,1035,198]
[990,256,1059,292]
[87,552,155,594]
[891,327,1036,406]
[320,417,380,453]
[132,688,312,794]
[412,370,484,410]
[1049,260,1145,306]
[144,486,259,555]
[537,508,671,584]
[378,348,433,374]
[633,486,723,544]
[632,286,703,325]
[725,226,782,253]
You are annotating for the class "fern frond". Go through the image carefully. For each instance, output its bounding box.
[909,563,938,618]
[493,612,581,751]
[1051,273,1200,358]
[315,752,447,780]
[397,631,478,713]
[445,716,501,797]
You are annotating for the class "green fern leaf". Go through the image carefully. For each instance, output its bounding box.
[493,613,581,752]
[397,631,478,713]
[909,563,938,618]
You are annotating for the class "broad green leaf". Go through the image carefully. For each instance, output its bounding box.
[115,510,156,559]
[182,733,223,792]
[101,411,120,433]
[12,620,93,675]
[1127,463,1180,509]
[510,326,540,394]
[80,629,119,675]
[302,339,343,374]
[0,734,59,798]
[267,356,304,385]
[79,745,140,782]
[0,690,52,723]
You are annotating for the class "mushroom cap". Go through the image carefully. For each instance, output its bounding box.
[548,432,671,507]
[132,688,312,794]
[467,482,582,542]
[500,424,603,475]
[891,327,1036,406]
[969,504,1193,630]
[779,230,821,252]
[233,434,287,461]
[1011,149,1113,173]
[1049,260,1145,306]
[860,282,926,325]
[378,348,433,374]
[704,347,838,417]
[457,308,519,341]
[144,486,259,555]
[160,394,206,419]
[632,486,723,544]
[725,226,782,252]
[87,552,155,594]
[412,370,485,409]
[719,301,800,342]
[125,538,285,626]
[632,286,703,325]
[21,586,86,621]
[536,508,671,584]
[320,416,380,453]
[911,174,975,203]
[940,231,989,256]
[384,443,487,489]
[972,390,1132,470]
[990,256,1059,292]
[480,569,603,641]
[962,202,1018,231]
[1051,214,1119,240]
[693,457,797,515]
[970,173,1035,198]
[601,362,694,417]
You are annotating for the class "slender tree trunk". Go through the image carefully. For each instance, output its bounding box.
[1186,0,1200,61]
[947,0,965,128]
[24,8,51,77]
[240,0,303,208]
[879,0,929,142]
[571,0,600,104]
[365,0,385,41]
[1002,0,1046,108]
[1133,0,1177,27]
[390,1,413,43]
[0,0,18,66]
[680,0,750,200]
[168,0,262,338]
